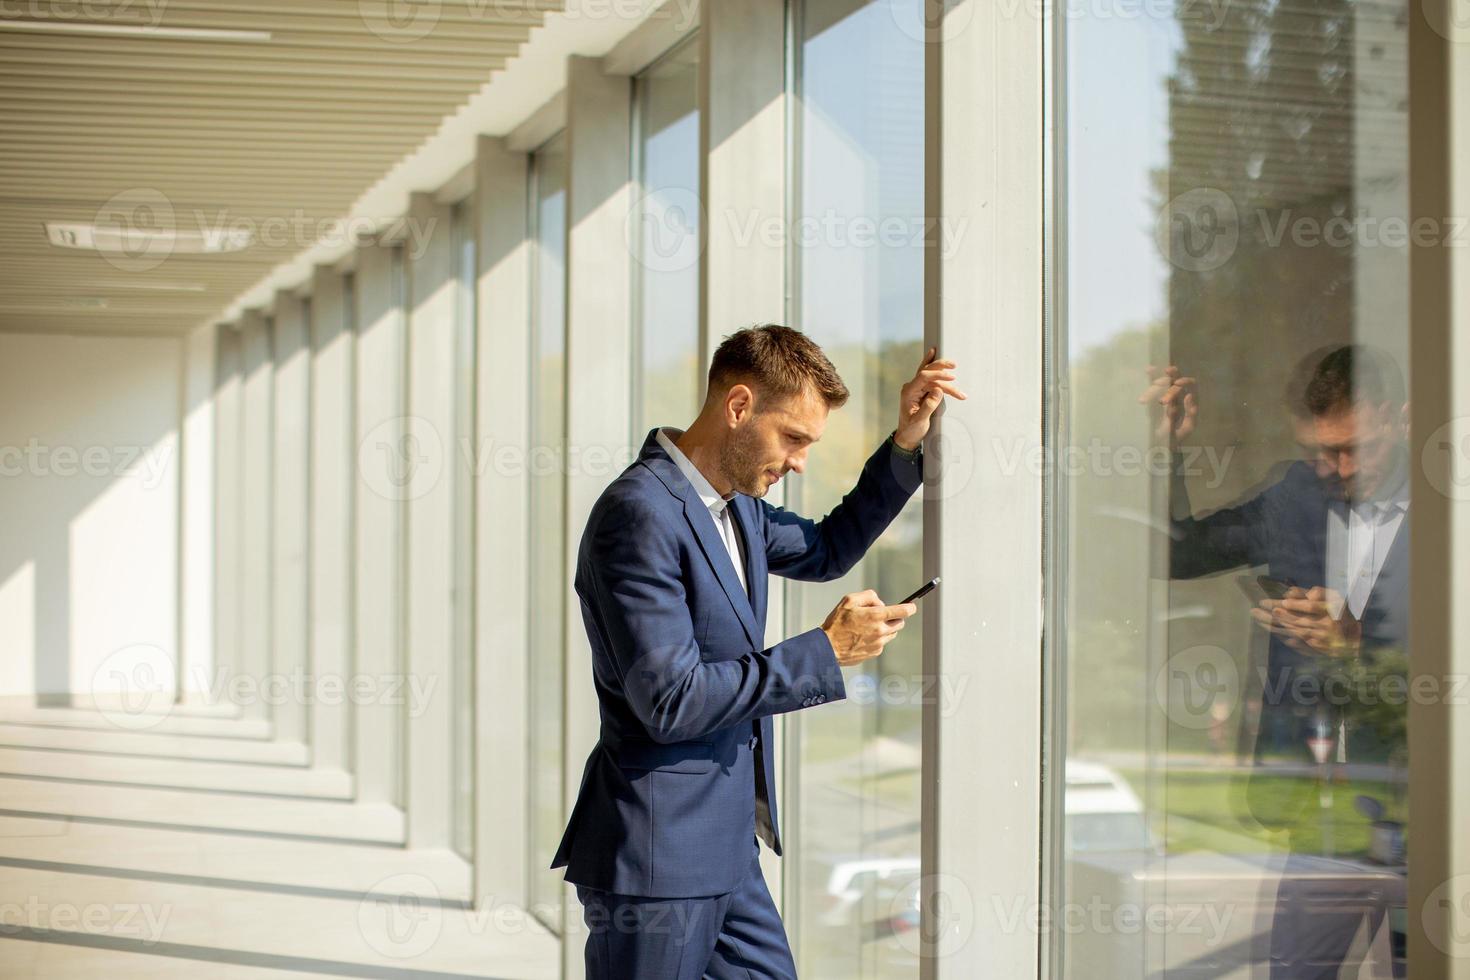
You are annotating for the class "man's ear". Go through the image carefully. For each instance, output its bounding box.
[1367,399,1396,434]
[724,383,755,426]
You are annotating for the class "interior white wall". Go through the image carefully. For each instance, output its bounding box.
[0,331,182,707]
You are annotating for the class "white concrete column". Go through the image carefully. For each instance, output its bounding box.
[212,324,243,703]
[471,135,533,906]
[698,0,791,905]
[309,266,354,773]
[698,0,784,361]
[404,191,457,849]
[271,292,310,747]
[561,53,633,977]
[920,0,1043,975]
[1407,5,1470,973]
[178,321,216,704]
[353,244,406,807]
[238,309,274,723]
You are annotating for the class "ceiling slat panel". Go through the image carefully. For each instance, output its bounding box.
[0,2,561,335]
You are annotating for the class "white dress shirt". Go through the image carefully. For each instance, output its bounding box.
[1324,460,1409,620]
[656,426,748,598]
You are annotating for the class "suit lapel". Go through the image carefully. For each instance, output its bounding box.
[639,425,766,649]
[1362,507,1410,631]
[683,494,761,649]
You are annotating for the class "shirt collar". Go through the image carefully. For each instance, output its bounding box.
[656,426,736,515]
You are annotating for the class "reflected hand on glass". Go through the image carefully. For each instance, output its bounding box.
[1250,585,1363,657]
[895,346,967,451]
[820,589,917,667]
[1137,364,1198,444]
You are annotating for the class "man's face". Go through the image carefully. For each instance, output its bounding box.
[1311,399,1400,500]
[719,385,829,498]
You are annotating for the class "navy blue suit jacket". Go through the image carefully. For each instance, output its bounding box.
[1170,453,1410,758]
[550,426,924,897]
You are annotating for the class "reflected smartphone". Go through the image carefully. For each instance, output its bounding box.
[1236,573,1295,603]
[899,576,941,605]
[1257,575,1296,599]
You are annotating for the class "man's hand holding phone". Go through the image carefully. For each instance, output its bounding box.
[820,579,938,667]
[821,590,917,667]
[1250,585,1363,657]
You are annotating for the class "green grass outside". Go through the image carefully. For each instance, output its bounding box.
[1117,766,1407,858]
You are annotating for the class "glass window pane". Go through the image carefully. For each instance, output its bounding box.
[632,37,701,438]
[528,131,568,931]
[1048,2,1411,977]
[789,1,925,977]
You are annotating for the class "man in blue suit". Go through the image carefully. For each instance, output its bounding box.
[1148,345,1410,751]
[1147,344,1410,977]
[551,324,966,979]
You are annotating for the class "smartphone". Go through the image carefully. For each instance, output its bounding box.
[899,576,941,605]
[1257,575,1296,600]
[1236,573,1295,603]
[1235,574,1266,604]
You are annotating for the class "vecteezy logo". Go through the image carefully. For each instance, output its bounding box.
[889,0,976,44]
[93,188,178,273]
[1420,0,1470,44]
[1423,417,1470,501]
[1155,187,1240,273]
[1424,874,1470,956]
[626,186,704,274]
[358,873,443,959]
[357,415,443,502]
[90,643,177,731]
[359,0,442,42]
[924,413,975,504]
[1154,645,1239,730]
[888,873,975,958]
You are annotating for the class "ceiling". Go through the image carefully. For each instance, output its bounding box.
[0,0,561,337]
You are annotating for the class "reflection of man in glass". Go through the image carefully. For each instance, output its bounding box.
[1147,344,1409,977]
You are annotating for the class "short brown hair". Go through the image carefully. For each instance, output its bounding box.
[707,324,849,410]
[1303,344,1405,416]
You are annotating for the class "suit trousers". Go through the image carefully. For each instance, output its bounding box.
[574,836,797,980]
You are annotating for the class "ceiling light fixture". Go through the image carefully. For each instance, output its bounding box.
[46,222,253,255]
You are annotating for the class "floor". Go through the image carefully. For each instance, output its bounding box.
[0,701,559,979]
